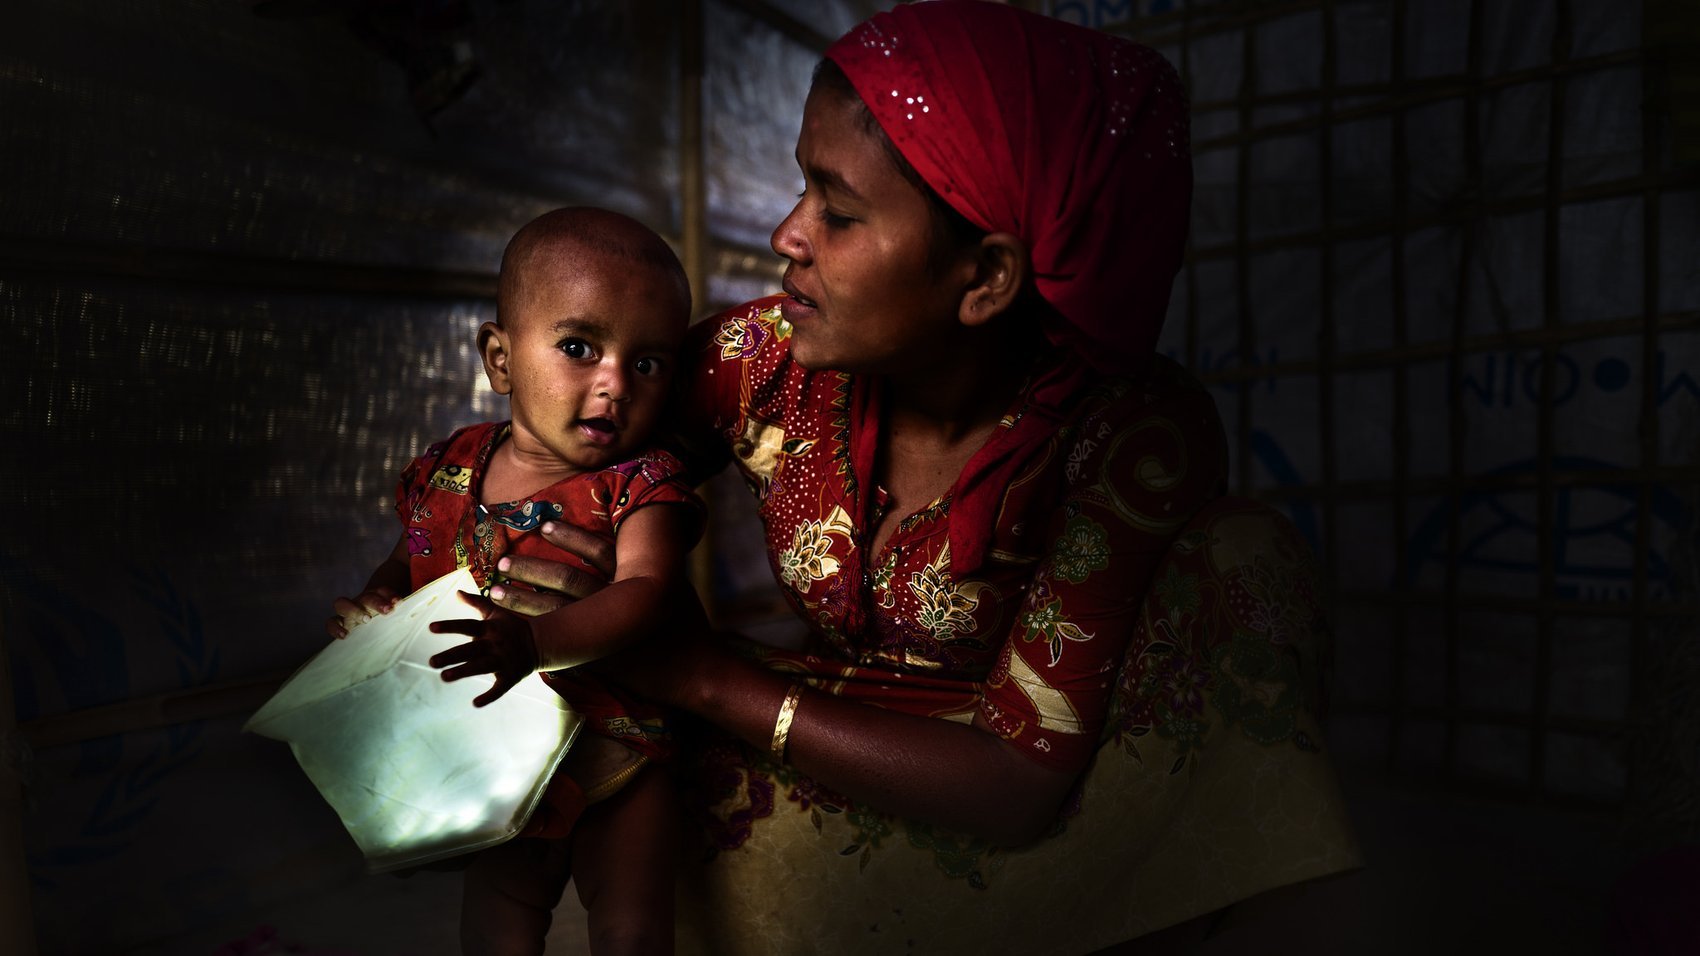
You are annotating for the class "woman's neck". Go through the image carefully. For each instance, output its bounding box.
[881,316,1039,445]
[865,317,1041,556]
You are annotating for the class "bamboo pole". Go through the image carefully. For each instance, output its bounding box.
[716,0,832,52]
[0,235,498,300]
[680,0,706,325]
[679,0,717,616]
[15,671,289,752]
[0,616,39,956]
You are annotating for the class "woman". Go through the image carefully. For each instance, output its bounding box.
[488,4,1361,952]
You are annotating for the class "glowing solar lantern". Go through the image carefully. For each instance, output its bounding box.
[245,568,581,872]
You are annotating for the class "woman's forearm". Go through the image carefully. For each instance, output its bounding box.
[494,523,1079,843]
[679,650,1078,846]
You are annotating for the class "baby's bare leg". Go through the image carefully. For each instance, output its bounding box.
[459,836,573,956]
[571,765,679,956]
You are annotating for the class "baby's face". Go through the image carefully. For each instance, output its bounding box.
[499,260,687,472]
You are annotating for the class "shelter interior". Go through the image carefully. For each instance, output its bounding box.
[2,0,1696,953]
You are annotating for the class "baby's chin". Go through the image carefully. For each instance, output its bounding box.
[565,445,630,471]
[578,431,652,468]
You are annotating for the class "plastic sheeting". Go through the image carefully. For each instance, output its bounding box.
[0,1,828,950]
[2,0,1696,952]
[1143,0,1698,813]
[245,569,581,874]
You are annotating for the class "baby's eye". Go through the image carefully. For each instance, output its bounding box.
[559,338,592,359]
[633,356,665,376]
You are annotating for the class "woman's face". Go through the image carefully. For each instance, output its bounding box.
[770,85,972,376]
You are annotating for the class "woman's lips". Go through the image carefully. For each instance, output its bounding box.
[781,281,818,321]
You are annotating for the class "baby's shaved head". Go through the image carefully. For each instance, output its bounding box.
[497,207,690,326]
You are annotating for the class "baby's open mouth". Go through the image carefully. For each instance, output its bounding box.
[577,416,617,436]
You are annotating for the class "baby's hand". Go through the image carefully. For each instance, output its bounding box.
[326,587,401,639]
[428,591,541,708]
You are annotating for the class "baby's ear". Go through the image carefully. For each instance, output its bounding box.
[478,322,514,395]
[959,233,1029,328]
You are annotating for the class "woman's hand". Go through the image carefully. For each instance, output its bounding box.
[487,520,615,617]
[428,591,541,707]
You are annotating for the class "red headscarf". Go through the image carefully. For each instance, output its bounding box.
[825,1,1192,375]
[825,3,1194,575]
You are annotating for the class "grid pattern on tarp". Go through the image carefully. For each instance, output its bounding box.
[1109,0,1700,823]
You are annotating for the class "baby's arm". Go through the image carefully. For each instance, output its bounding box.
[531,502,700,667]
[326,536,412,639]
[428,503,700,707]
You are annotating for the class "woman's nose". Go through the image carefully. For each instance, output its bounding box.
[771,200,810,262]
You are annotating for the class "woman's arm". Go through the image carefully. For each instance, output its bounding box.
[736,402,1222,839]
[429,504,699,706]
[500,380,1227,846]
[491,519,1074,844]
[649,641,1081,847]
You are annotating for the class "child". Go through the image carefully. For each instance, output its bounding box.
[326,206,701,956]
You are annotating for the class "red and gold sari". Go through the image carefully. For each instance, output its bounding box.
[673,301,1360,954]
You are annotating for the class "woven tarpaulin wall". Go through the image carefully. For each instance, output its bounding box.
[5,0,1698,952]
[0,0,882,951]
[1105,0,1700,828]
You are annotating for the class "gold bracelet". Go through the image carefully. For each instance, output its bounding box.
[769,682,804,762]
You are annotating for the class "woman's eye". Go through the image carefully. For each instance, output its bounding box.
[796,187,851,228]
[634,356,664,376]
[559,338,591,359]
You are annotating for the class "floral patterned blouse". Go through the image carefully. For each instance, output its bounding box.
[394,421,701,755]
[394,422,699,594]
[683,297,1228,774]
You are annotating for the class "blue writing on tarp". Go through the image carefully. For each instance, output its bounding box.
[1051,0,1176,30]
[1456,351,1580,407]
[1250,428,1319,552]
[5,560,215,887]
[1454,348,1698,409]
[1658,351,1700,405]
[1401,456,1692,601]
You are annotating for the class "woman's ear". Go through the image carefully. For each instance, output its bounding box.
[959,232,1030,327]
[478,321,514,395]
